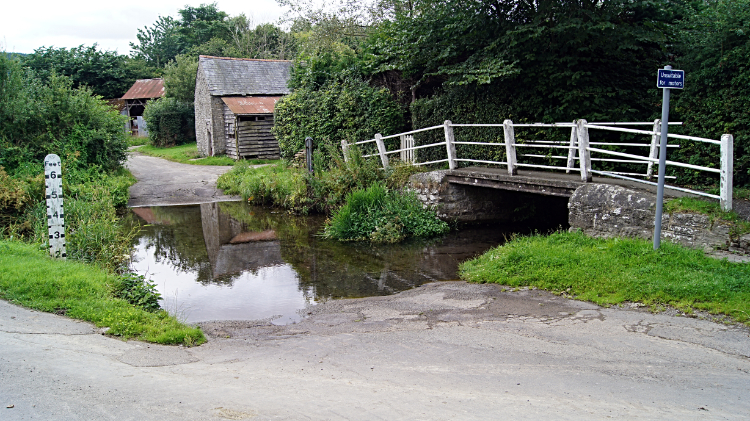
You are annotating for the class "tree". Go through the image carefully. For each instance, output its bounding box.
[21,45,156,98]
[130,3,232,67]
[177,3,230,48]
[163,54,199,103]
[225,16,296,59]
[130,15,184,67]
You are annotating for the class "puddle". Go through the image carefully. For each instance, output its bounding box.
[127,201,559,324]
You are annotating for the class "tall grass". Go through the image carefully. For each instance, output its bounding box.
[1,163,137,272]
[217,146,425,215]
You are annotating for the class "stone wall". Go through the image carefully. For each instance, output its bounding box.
[409,171,513,222]
[569,184,748,253]
[408,171,568,225]
[194,65,228,157]
[194,65,212,157]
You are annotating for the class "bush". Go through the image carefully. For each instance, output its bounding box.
[322,183,449,243]
[142,97,195,147]
[2,164,137,273]
[0,54,129,173]
[111,272,162,312]
[273,78,406,161]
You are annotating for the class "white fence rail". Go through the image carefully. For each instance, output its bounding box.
[340,119,734,211]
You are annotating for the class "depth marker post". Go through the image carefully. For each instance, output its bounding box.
[44,154,66,259]
[653,65,684,250]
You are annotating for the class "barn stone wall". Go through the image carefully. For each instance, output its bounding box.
[195,65,227,157]
[195,65,212,157]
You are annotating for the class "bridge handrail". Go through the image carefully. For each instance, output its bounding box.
[340,119,733,211]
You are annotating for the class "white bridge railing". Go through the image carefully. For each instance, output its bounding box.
[340,120,734,211]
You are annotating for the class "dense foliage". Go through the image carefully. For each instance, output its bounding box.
[0,54,136,272]
[274,77,405,160]
[265,0,747,187]
[131,3,296,67]
[0,54,128,174]
[142,97,196,147]
[672,0,750,186]
[21,45,157,99]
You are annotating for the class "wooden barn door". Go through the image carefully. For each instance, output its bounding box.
[236,115,280,159]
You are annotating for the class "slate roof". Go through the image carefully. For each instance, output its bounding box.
[222,96,281,115]
[199,56,292,96]
[121,78,165,100]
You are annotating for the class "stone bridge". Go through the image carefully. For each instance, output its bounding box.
[409,167,749,254]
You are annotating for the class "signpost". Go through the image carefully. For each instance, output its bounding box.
[44,154,66,259]
[653,66,684,250]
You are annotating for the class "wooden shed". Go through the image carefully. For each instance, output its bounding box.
[194,56,292,159]
[121,78,165,137]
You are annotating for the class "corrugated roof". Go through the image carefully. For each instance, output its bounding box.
[121,78,165,100]
[222,96,281,115]
[199,56,292,96]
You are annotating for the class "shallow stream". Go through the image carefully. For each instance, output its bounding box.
[127,201,561,324]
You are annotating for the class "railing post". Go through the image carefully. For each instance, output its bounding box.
[443,120,457,170]
[646,119,661,179]
[341,139,350,163]
[576,119,592,182]
[566,121,577,173]
[375,133,389,169]
[502,119,517,175]
[720,134,734,212]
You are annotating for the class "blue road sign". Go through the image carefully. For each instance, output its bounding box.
[657,69,684,89]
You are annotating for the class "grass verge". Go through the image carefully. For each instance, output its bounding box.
[0,240,205,346]
[459,231,750,325]
[135,142,278,166]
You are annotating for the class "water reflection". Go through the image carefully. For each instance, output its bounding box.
[128,201,549,323]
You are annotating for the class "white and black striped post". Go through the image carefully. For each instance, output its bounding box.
[44,154,66,260]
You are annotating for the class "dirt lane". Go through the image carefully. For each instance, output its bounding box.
[125,151,240,207]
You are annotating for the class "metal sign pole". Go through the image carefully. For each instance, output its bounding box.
[653,65,683,250]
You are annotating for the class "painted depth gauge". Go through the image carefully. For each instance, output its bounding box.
[44,154,66,259]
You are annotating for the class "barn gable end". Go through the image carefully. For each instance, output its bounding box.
[194,56,292,159]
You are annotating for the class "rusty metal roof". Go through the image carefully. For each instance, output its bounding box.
[121,78,165,100]
[222,96,281,115]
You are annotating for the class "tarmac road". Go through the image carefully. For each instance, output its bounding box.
[2,282,749,420]
[125,151,240,207]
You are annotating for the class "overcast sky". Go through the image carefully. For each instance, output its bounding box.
[1,1,287,55]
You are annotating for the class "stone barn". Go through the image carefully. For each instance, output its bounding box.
[195,55,292,159]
